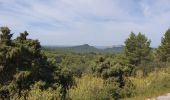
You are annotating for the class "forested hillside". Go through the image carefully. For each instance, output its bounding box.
[1,26,170,100]
[43,44,124,54]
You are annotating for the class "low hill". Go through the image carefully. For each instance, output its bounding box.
[43,44,124,54]
[103,45,124,53]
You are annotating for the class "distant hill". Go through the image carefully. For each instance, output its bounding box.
[66,44,100,53]
[103,45,124,53]
[43,44,124,54]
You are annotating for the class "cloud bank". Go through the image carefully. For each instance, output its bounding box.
[0,0,170,46]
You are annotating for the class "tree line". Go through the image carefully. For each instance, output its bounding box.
[0,26,170,99]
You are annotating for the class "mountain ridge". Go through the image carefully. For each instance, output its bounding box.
[43,44,124,54]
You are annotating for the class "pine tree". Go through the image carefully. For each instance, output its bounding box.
[124,32,151,65]
[157,28,170,62]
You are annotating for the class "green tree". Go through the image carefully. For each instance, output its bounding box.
[0,27,55,99]
[0,27,19,84]
[0,27,13,45]
[0,27,20,99]
[157,28,170,62]
[13,31,55,98]
[124,32,151,66]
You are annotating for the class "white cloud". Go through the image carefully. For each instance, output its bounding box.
[0,0,170,46]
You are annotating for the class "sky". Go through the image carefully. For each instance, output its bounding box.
[0,0,170,47]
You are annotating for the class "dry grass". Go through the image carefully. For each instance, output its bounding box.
[126,68,170,100]
[69,74,112,100]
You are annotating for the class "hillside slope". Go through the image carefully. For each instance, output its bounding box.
[43,44,124,53]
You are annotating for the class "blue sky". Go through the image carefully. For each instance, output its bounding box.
[0,0,170,47]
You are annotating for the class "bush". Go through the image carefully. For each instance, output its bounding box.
[69,75,111,100]
[20,81,60,100]
[69,75,135,100]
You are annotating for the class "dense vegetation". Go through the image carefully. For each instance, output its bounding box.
[1,26,170,100]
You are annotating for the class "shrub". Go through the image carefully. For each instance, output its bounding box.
[21,81,60,100]
[69,75,111,100]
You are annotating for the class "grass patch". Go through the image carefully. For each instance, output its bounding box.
[126,68,170,100]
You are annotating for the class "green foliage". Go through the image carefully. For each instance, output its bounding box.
[69,75,135,100]
[0,27,13,45]
[92,56,133,87]
[1,26,170,100]
[125,32,151,66]
[57,67,75,100]
[157,28,170,62]
[91,56,135,99]
[16,81,60,100]
[69,75,109,100]
[0,26,74,100]
[0,27,16,84]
